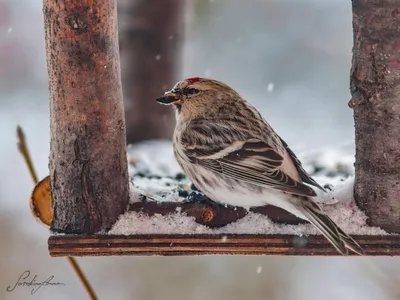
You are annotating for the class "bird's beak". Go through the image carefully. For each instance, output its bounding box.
[156,91,181,105]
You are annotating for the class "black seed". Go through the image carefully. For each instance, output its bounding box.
[134,172,146,178]
[326,171,344,177]
[313,165,324,174]
[178,189,189,197]
[190,183,199,191]
[187,191,208,202]
[175,173,186,181]
[323,184,334,191]
[138,194,147,201]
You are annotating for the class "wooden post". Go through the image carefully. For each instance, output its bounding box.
[118,0,185,143]
[43,0,129,234]
[351,0,400,232]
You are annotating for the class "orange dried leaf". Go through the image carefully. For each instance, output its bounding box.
[31,176,53,227]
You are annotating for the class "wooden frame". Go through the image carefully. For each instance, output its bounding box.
[47,199,400,257]
[43,0,400,257]
[49,234,400,257]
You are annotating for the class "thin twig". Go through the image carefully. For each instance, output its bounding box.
[17,126,98,300]
[67,257,98,300]
[17,126,38,184]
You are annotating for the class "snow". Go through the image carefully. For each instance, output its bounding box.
[110,140,388,236]
[128,140,181,176]
[129,176,189,203]
[127,140,190,203]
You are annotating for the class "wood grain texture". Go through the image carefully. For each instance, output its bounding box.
[351,0,400,233]
[44,0,130,234]
[48,234,400,257]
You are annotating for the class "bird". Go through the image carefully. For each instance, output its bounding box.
[155,77,364,255]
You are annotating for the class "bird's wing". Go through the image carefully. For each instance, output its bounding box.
[182,130,317,197]
[279,137,326,192]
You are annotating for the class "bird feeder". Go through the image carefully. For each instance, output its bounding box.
[43,0,399,257]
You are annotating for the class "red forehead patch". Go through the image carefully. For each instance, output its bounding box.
[186,77,201,84]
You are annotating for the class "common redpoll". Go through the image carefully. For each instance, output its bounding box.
[156,77,364,255]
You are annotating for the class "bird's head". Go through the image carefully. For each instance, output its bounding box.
[156,77,241,120]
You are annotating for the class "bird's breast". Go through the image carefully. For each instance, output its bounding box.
[181,164,267,208]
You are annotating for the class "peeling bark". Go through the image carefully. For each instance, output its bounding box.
[44,0,129,234]
[118,0,185,143]
[351,0,400,232]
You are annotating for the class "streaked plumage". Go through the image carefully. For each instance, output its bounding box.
[156,77,364,255]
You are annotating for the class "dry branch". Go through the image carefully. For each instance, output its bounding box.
[128,201,306,228]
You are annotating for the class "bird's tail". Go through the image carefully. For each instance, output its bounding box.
[297,197,364,255]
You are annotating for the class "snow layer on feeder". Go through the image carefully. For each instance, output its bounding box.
[111,141,388,236]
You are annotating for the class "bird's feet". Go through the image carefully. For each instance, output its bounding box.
[185,191,229,216]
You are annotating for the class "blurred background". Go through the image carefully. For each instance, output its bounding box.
[1,0,399,299]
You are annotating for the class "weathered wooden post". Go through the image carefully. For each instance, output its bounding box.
[118,0,185,143]
[43,0,129,234]
[351,0,400,232]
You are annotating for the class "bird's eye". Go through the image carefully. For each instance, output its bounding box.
[182,88,200,95]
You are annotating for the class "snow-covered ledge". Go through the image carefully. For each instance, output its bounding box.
[48,141,400,257]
